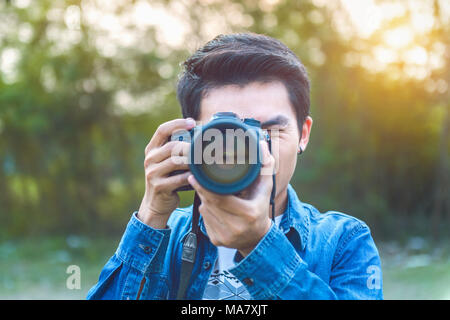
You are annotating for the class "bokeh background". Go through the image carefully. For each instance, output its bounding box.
[0,0,449,299]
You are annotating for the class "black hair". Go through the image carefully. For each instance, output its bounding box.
[176,32,310,131]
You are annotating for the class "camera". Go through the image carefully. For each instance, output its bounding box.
[169,112,269,195]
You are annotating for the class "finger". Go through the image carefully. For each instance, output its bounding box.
[234,141,270,200]
[199,202,241,244]
[188,175,229,206]
[156,171,191,193]
[145,118,196,152]
[248,141,275,198]
[147,155,190,178]
[188,175,248,215]
[198,204,225,246]
[260,139,275,173]
[145,141,190,166]
[187,174,216,201]
[199,202,224,226]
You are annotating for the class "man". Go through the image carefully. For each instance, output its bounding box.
[87,33,383,300]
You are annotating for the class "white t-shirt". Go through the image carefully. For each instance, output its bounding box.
[202,214,284,300]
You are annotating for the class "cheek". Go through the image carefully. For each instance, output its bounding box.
[278,144,297,173]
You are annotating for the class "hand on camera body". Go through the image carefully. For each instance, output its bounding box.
[138,117,276,256]
[137,118,196,229]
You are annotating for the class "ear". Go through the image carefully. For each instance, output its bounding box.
[299,116,313,154]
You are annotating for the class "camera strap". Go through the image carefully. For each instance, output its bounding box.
[176,192,201,300]
[267,135,276,222]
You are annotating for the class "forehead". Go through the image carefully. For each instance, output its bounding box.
[199,81,295,124]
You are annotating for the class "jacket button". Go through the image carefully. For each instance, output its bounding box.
[243,277,254,286]
[203,261,211,270]
[139,244,152,254]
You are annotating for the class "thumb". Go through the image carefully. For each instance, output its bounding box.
[260,139,275,178]
[252,140,275,198]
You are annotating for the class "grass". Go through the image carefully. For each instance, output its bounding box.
[1,235,449,299]
[379,238,450,300]
[383,261,450,299]
[0,235,119,299]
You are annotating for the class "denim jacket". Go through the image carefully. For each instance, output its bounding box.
[87,184,383,300]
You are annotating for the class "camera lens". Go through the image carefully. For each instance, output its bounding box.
[200,133,251,184]
[189,119,262,195]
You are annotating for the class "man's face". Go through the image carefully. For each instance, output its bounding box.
[198,81,312,201]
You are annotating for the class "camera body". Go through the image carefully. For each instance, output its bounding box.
[170,112,269,194]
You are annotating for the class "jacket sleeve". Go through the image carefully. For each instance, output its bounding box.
[329,222,383,299]
[229,222,383,300]
[86,212,171,300]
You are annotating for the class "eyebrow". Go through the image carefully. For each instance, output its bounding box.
[261,115,290,128]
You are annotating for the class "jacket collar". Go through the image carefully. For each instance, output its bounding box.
[182,184,310,251]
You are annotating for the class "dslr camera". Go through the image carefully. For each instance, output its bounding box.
[169,112,270,195]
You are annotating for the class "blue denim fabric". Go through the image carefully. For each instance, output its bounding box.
[87,184,383,300]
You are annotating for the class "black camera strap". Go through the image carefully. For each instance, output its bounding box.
[176,192,201,300]
[267,135,276,222]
